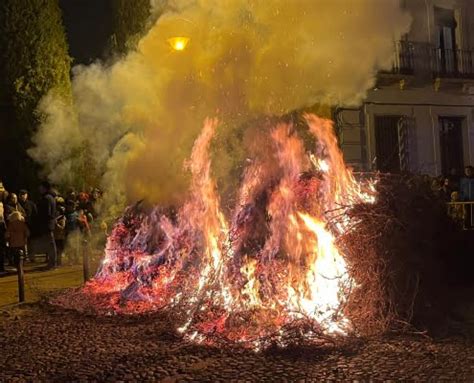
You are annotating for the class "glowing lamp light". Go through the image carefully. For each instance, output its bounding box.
[168,37,190,51]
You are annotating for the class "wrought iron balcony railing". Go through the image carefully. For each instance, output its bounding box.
[432,48,474,79]
[381,41,415,75]
[382,41,474,79]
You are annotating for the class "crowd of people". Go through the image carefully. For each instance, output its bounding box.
[0,180,103,273]
[0,166,472,273]
[431,165,474,203]
[420,165,474,228]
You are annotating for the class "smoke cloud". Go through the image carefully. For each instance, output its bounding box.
[30,0,410,213]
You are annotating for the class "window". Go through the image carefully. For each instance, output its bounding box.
[374,116,402,173]
[434,7,458,75]
[439,117,464,176]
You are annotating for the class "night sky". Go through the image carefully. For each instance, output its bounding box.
[59,0,114,65]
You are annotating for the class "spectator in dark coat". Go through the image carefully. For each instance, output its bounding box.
[65,200,79,235]
[460,166,474,229]
[18,189,37,261]
[18,189,37,227]
[460,166,474,201]
[440,177,455,202]
[65,188,77,205]
[54,206,66,266]
[36,181,58,269]
[447,168,461,191]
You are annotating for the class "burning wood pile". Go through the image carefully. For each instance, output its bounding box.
[57,113,443,349]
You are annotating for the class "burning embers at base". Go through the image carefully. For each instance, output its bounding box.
[81,114,375,349]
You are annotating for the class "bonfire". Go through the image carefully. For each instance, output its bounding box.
[58,114,377,349]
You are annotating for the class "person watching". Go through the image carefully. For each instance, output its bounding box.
[36,181,58,269]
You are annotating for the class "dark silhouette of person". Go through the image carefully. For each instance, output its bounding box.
[36,181,58,269]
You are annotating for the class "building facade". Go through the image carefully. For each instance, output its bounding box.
[337,0,474,176]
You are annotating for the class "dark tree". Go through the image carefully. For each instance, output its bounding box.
[0,0,71,191]
[111,0,152,54]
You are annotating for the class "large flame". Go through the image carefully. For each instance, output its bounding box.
[85,114,375,348]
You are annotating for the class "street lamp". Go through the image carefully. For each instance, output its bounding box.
[168,37,190,51]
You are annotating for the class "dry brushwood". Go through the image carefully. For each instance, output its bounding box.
[338,173,451,336]
[51,173,457,346]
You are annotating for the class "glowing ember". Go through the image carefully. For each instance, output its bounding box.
[82,114,375,349]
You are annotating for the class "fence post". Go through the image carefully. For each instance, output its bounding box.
[82,240,90,283]
[17,250,25,303]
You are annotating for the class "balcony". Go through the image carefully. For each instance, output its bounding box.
[382,41,415,75]
[382,41,474,80]
[432,48,474,79]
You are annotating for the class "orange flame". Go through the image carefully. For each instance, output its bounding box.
[90,114,376,348]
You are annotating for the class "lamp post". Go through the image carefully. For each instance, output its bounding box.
[167,37,190,52]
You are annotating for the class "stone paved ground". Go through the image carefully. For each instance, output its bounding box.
[0,264,83,306]
[0,304,473,382]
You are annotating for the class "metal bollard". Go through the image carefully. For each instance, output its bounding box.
[82,240,90,283]
[17,250,25,303]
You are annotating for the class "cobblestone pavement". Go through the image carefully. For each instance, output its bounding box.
[0,264,83,307]
[0,304,473,382]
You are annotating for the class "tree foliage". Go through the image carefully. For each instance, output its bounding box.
[69,139,101,191]
[111,0,152,54]
[0,0,71,189]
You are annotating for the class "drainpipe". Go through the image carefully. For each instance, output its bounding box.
[424,0,432,44]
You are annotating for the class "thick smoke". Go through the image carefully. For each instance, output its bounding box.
[30,0,410,213]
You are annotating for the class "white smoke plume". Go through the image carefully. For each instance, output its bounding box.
[30,0,410,213]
